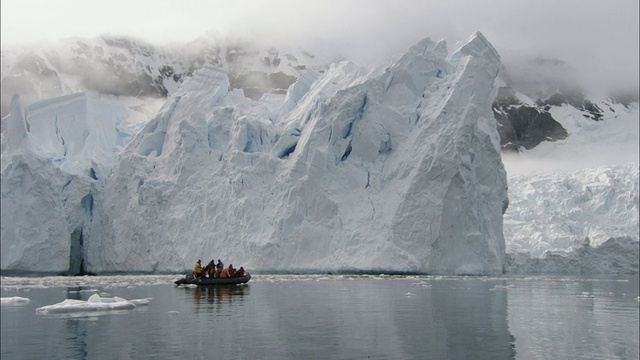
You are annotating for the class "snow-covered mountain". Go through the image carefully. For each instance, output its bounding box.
[0,33,335,124]
[1,32,638,275]
[1,33,509,275]
[2,33,636,155]
[492,56,638,153]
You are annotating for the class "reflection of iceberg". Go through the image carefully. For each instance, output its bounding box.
[35,294,149,314]
[506,276,639,358]
[225,275,516,359]
[393,278,516,359]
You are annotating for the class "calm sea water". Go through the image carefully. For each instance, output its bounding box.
[1,274,638,359]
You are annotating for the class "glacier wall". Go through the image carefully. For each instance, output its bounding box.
[1,94,129,273]
[507,163,639,255]
[1,33,508,275]
[84,32,507,275]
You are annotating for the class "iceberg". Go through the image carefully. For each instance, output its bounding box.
[91,32,507,275]
[2,33,507,275]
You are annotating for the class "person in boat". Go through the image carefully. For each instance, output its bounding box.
[235,266,245,278]
[228,264,236,277]
[193,259,203,278]
[219,266,230,278]
[216,259,224,275]
[206,260,216,278]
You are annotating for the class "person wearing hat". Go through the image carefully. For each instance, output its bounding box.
[216,259,224,275]
[193,259,202,278]
[206,260,216,278]
[236,266,245,278]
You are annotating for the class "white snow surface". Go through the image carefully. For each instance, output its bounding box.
[1,32,508,275]
[503,102,639,175]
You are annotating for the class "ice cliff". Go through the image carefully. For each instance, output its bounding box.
[92,33,508,274]
[504,163,639,274]
[0,32,509,275]
[1,93,129,274]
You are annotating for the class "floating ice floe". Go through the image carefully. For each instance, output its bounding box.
[490,284,516,291]
[576,293,595,299]
[1,296,31,306]
[35,294,150,314]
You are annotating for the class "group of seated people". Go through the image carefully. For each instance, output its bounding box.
[193,259,246,279]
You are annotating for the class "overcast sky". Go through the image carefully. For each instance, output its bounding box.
[2,0,638,93]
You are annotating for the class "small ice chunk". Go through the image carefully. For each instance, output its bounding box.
[1,297,31,306]
[130,298,151,306]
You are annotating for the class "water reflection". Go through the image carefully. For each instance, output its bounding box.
[64,287,89,360]
[245,276,517,359]
[66,287,83,300]
[506,276,640,359]
[185,285,249,312]
[1,276,636,360]
[421,279,516,359]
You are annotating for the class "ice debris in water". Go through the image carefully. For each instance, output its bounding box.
[1,297,31,306]
[35,294,150,314]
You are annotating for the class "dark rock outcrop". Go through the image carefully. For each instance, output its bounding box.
[536,90,604,120]
[492,86,568,151]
